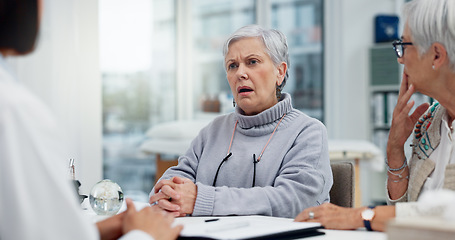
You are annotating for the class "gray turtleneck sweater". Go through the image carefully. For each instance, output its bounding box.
[153,93,333,218]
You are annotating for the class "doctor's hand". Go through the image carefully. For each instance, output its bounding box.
[96,210,126,240]
[150,176,197,216]
[123,199,183,240]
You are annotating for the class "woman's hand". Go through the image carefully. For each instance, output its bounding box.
[294,203,395,232]
[150,177,197,215]
[386,74,429,199]
[168,176,197,215]
[387,74,429,160]
[294,203,364,230]
[123,199,183,240]
[150,179,182,215]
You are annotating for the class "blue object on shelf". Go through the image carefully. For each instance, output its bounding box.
[375,15,399,43]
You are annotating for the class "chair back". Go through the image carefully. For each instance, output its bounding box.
[329,161,355,208]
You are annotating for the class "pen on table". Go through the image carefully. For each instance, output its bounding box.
[204,218,219,222]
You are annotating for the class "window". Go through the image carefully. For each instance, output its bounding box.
[100,0,323,200]
[100,0,176,201]
[191,0,256,116]
[189,0,324,121]
[271,0,323,120]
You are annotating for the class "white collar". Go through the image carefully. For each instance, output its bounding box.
[441,109,455,133]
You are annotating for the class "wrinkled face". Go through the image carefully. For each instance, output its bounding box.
[225,37,286,116]
[398,23,434,93]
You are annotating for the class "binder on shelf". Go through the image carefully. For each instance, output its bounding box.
[370,46,400,87]
[386,92,398,126]
[372,93,386,127]
[373,130,389,154]
[369,44,401,158]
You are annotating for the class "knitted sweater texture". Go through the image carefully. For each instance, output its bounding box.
[154,93,333,218]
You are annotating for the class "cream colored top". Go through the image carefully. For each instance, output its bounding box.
[421,113,455,194]
[387,103,455,217]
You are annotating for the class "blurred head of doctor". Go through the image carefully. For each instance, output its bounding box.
[0,0,40,56]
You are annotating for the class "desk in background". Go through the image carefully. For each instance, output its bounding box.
[328,139,384,207]
[139,119,212,182]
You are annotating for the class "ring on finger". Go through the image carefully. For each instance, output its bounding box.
[309,211,315,219]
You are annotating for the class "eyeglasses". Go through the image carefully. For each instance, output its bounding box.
[212,152,258,188]
[392,40,413,58]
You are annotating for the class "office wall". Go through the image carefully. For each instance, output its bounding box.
[325,0,401,140]
[325,0,404,205]
[7,0,102,194]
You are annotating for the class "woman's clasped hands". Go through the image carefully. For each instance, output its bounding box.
[150,176,197,217]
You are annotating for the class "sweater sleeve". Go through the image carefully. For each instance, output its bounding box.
[193,121,333,218]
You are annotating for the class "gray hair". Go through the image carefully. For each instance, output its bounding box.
[403,0,455,71]
[222,25,290,91]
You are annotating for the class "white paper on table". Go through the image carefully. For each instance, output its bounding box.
[174,215,322,240]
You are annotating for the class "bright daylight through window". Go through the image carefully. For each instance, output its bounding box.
[100,0,323,201]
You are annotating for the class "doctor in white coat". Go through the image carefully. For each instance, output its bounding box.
[0,0,182,239]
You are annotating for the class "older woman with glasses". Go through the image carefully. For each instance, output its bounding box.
[295,0,455,232]
[149,25,333,218]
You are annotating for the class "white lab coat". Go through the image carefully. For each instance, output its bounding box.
[0,54,152,240]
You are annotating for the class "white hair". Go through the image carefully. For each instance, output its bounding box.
[222,25,290,90]
[403,0,455,71]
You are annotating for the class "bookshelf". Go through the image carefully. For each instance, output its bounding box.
[369,43,400,155]
[369,44,432,156]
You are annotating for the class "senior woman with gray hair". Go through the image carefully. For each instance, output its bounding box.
[296,0,455,232]
[149,25,333,218]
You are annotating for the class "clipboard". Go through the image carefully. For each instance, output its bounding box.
[175,215,325,240]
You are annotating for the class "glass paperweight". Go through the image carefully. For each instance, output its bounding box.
[89,179,124,216]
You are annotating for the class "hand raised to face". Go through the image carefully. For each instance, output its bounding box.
[386,73,429,157]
